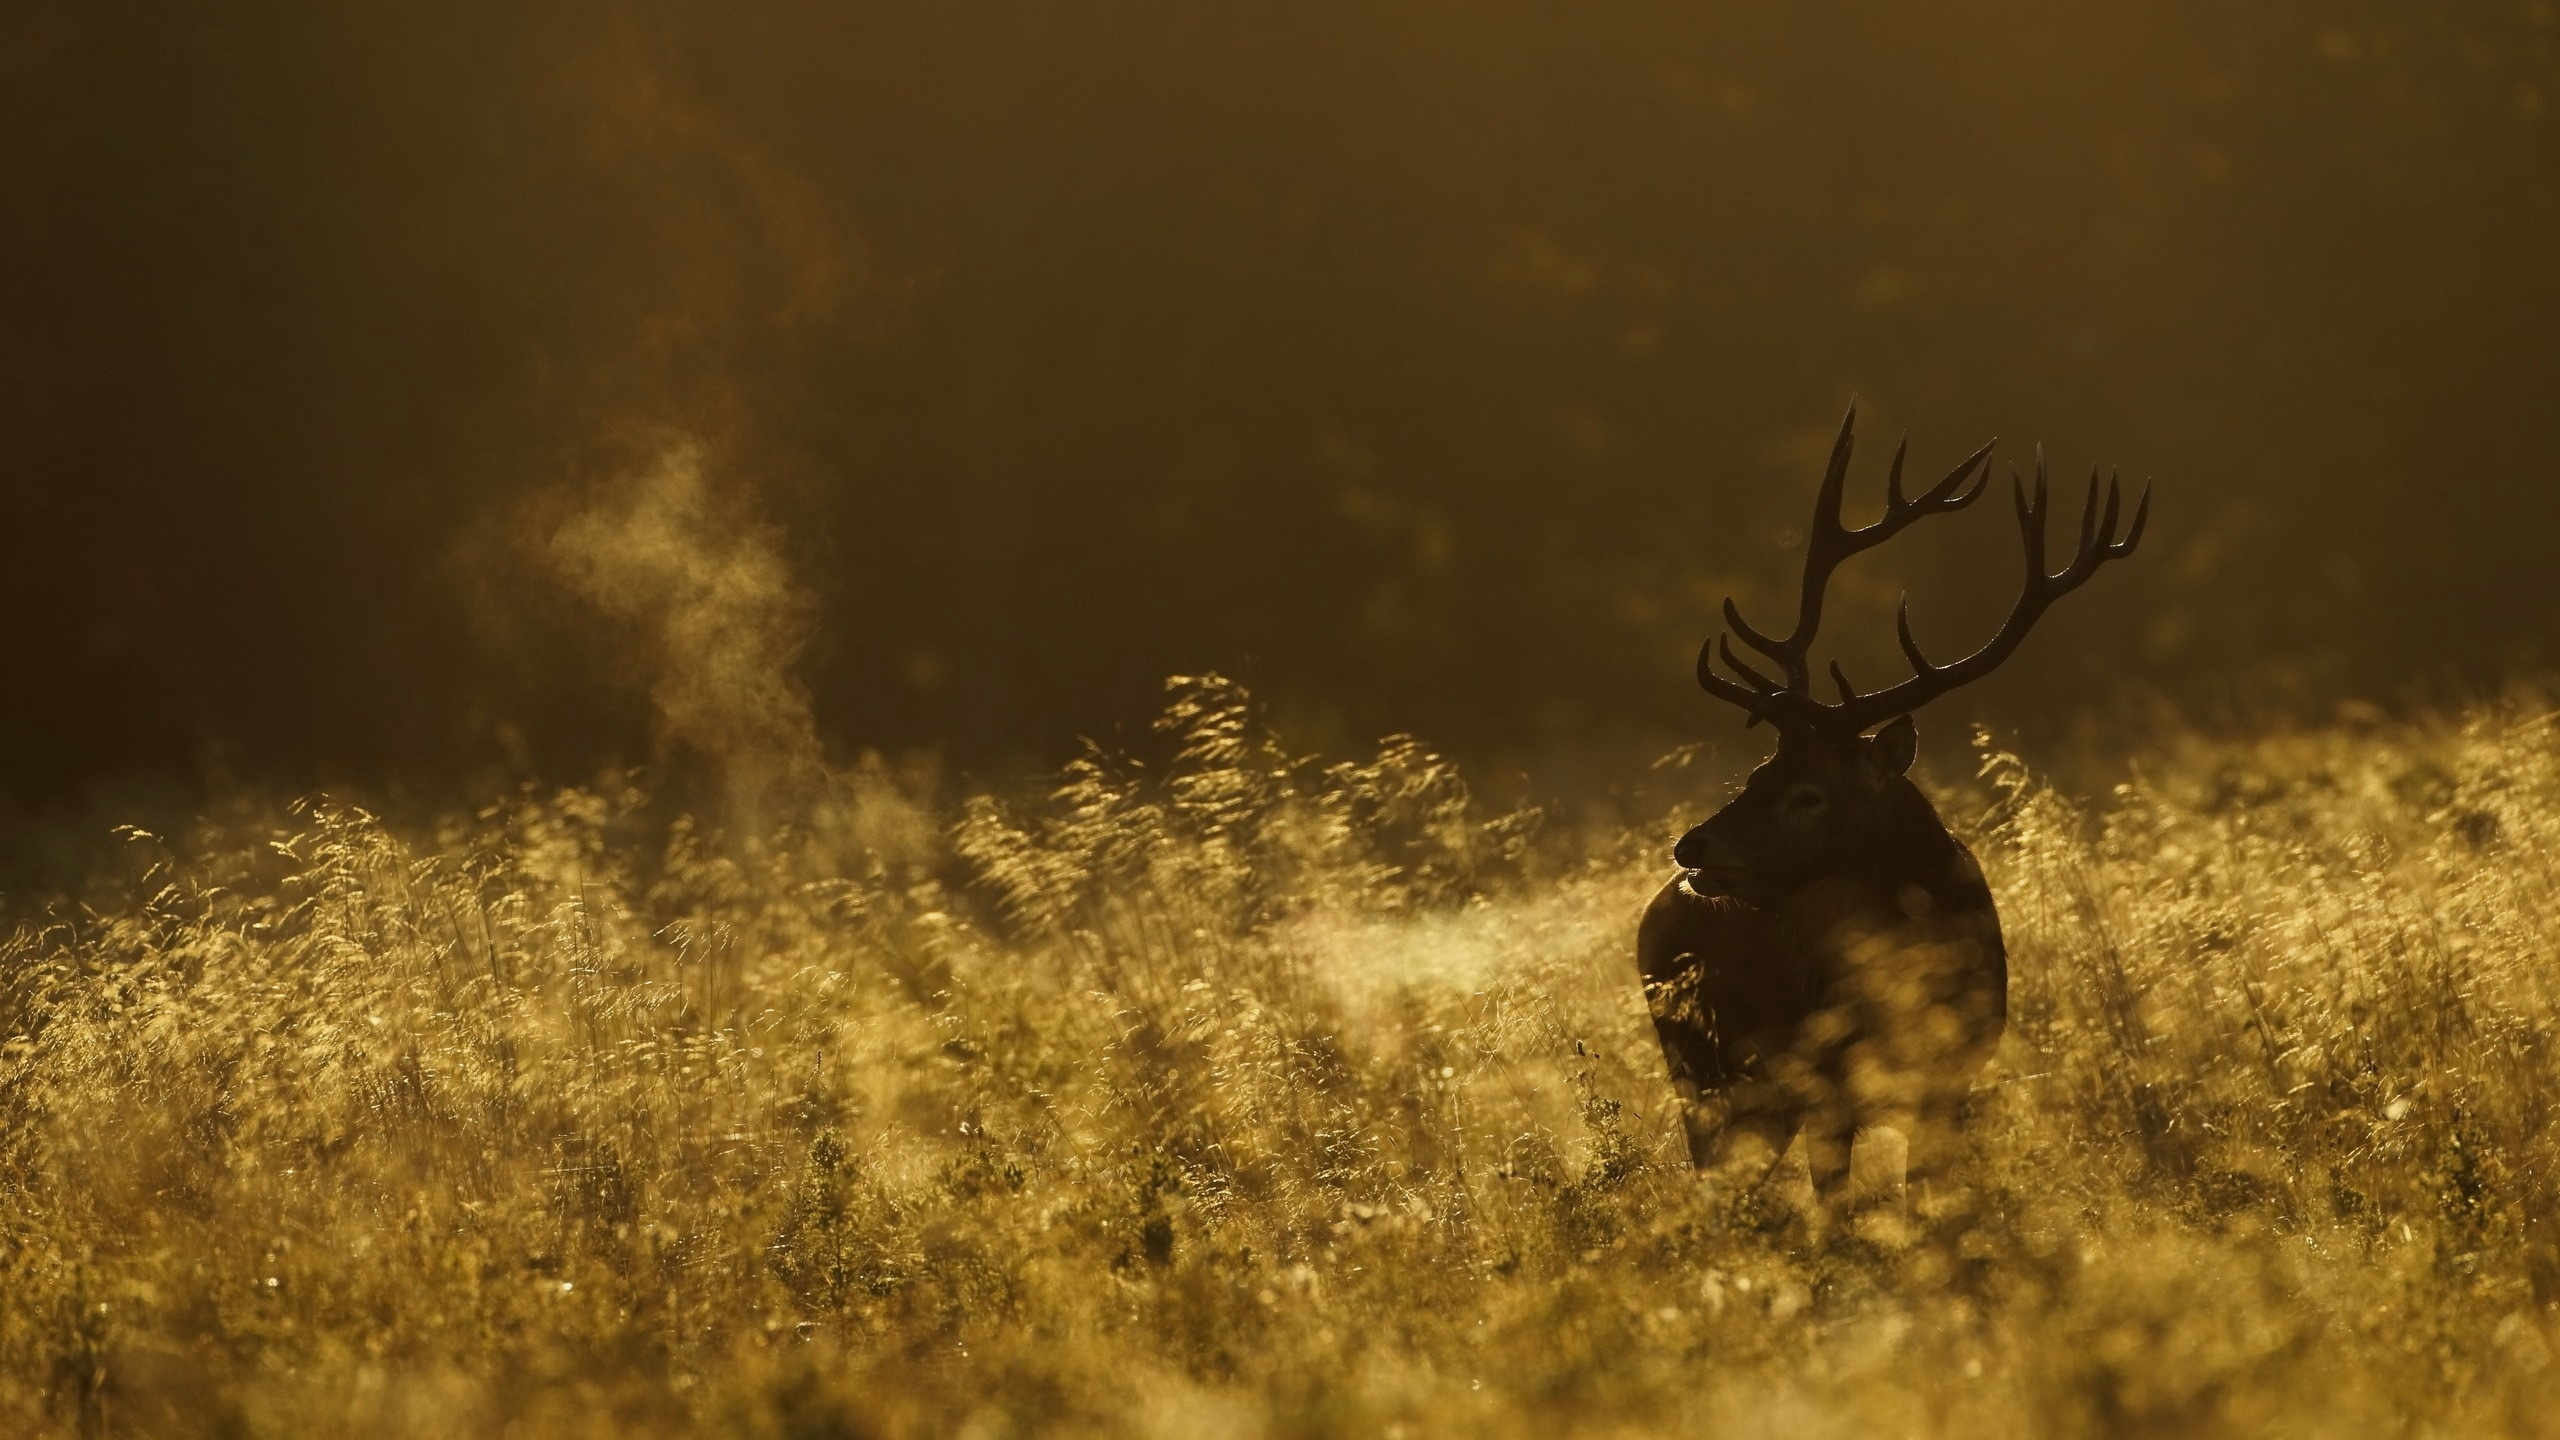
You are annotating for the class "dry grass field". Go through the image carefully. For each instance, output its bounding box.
[4,676,2557,1438]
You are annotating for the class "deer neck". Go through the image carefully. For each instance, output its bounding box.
[1825,785,1977,907]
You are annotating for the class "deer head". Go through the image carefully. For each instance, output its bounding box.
[1675,403,2148,898]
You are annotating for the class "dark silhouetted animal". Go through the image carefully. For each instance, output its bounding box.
[1640,404,2148,1206]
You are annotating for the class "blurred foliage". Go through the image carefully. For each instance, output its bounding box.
[5,0,2559,793]
[2,679,2558,1434]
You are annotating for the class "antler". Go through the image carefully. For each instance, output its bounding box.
[1696,405,2150,735]
[1828,450,2149,732]
[1696,402,1995,729]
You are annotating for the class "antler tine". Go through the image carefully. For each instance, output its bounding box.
[1697,632,1825,730]
[1906,438,1996,515]
[1810,400,1860,546]
[1829,660,1858,704]
[1893,597,1936,678]
[2011,455,2049,575]
[1721,402,1860,684]
[2073,464,2104,565]
[2109,480,2154,556]
[2048,469,2130,590]
[1696,638,1776,721]
[1721,597,1789,660]
[2091,473,2123,570]
[1717,634,1791,697]
[1884,435,1908,510]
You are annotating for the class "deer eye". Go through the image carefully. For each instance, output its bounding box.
[1782,787,1826,813]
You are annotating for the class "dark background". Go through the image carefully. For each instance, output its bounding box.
[5,1,2556,804]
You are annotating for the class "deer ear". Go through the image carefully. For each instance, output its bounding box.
[1864,715,1918,779]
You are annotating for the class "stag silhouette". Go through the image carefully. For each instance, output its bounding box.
[1640,404,2149,1210]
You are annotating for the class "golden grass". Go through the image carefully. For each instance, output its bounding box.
[4,676,2557,1437]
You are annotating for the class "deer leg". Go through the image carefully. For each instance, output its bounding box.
[1685,1091,1805,1238]
[1679,1079,1799,1189]
[1700,1109,1800,1188]
[1789,1048,1858,1209]
[1802,1112,1855,1208]
[1899,1091,1982,1216]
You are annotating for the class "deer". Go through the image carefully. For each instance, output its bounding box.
[1638,403,2148,1214]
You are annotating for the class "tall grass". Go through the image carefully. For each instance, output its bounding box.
[2,676,2555,1437]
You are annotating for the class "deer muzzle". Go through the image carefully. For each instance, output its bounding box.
[1672,824,1748,885]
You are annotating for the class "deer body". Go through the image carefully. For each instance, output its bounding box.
[1639,729,2007,1198]
[1646,405,2146,1205]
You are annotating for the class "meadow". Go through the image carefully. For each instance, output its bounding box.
[2,674,2556,1438]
